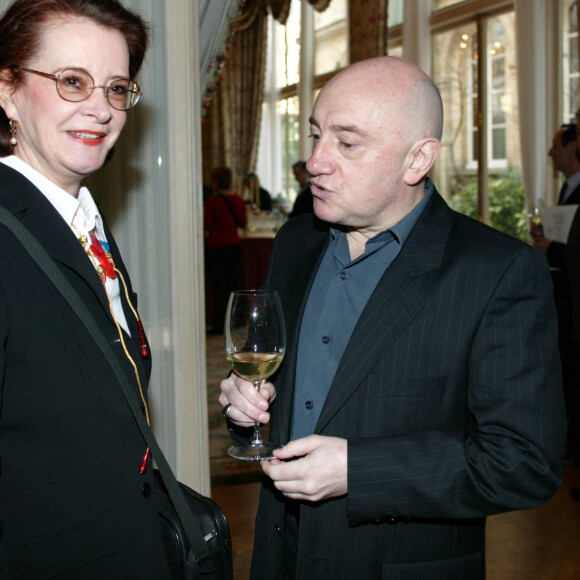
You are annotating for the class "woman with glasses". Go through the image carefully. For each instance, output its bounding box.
[0,1,174,577]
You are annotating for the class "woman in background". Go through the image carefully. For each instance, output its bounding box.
[204,166,247,334]
[0,0,173,577]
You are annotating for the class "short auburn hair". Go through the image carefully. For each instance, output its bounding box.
[0,0,150,155]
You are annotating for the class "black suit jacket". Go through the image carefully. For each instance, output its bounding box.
[566,203,580,346]
[250,189,565,579]
[0,164,170,579]
[545,183,580,375]
[545,182,580,268]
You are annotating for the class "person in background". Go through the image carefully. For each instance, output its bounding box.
[289,160,313,218]
[531,123,580,471]
[219,56,565,579]
[292,160,309,190]
[205,166,247,334]
[0,0,175,576]
[568,203,580,503]
[569,112,580,501]
[244,172,272,212]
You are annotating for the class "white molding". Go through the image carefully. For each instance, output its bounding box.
[162,0,209,493]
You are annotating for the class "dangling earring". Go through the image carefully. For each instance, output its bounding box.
[9,117,18,146]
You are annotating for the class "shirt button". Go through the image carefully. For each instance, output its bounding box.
[322,336,330,344]
[305,400,314,410]
[340,271,349,280]
[141,482,151,498]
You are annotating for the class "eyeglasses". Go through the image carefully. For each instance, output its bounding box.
[15,67,141,111]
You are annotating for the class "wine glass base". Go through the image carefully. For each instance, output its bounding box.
[228,442,282,461]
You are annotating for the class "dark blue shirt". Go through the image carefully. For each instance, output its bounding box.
[291,182,434,440]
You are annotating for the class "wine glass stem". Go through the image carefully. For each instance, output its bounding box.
[252,379,264,446]
[252,421,263,446]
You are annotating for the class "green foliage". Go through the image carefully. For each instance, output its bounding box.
[448,170,529,243]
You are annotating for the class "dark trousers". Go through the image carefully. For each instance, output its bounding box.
[205,243,242,332]
[561,338,580,450]
[282,503,299,580]
[553,270,580,454]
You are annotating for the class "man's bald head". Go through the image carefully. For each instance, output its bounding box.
[306,56,443,237]
[320,56,444,144]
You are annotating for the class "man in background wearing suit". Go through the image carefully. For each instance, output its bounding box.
[220,56,565,579]
[289,160,314,218]
[531,123,580,470]
[566,202,580,502]
[569,113,580,501]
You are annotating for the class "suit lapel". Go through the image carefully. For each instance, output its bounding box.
[564,183,580,206]
[315,191,452,433]
[0,164,116,318]
[268,222,329,442]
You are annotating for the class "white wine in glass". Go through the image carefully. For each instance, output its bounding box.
[225,290,286,460]
[529,204,544,240]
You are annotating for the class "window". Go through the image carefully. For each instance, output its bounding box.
[257,2,348,206]
[434,0,466,8]
[257,0,565,244]
[314,0,348,76]
[273,96,300,199]
[388,0,403,28]
[489,20,508,163]
[563,0,579,120]
[257,2,302,205]
[276,2,301,88]
[432,10,526,242]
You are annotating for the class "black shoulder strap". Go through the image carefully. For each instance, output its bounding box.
[0,204,212,566]
[218,193,241,227]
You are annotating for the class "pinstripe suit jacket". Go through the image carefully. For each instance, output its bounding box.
[250,189,566,580]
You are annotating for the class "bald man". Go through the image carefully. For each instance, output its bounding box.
[220,57,565,579]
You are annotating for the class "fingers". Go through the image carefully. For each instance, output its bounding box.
[261,436,348,502]
[219,374,276,426]
[262,455,321,500]
[271,438,312,460]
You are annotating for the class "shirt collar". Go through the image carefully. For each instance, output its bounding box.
[330,178,434,250]
[0,155,104,238]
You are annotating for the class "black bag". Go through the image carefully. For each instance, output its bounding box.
[154,471,233,579]
[0,205,234,580]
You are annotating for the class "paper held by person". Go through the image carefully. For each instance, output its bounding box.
[542,205,579,243]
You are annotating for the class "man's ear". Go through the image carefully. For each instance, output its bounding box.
[0,68,17,119]
[404,138,440,186]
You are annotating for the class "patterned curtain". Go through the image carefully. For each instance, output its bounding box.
[266,0,331,25]
[266,0,290,23]
[200,0,244,101]
[201,0,268,185]
[201,0,388,185]
[349,0,389,63]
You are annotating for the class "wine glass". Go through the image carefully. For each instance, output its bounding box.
[529,202,544,240]
[225,290,286,460]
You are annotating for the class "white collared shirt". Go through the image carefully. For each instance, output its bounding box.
[0,155,130,334]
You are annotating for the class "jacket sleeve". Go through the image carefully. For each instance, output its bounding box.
[546,240,567,268]
[347,245,566,525]
[0,275,12,578]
